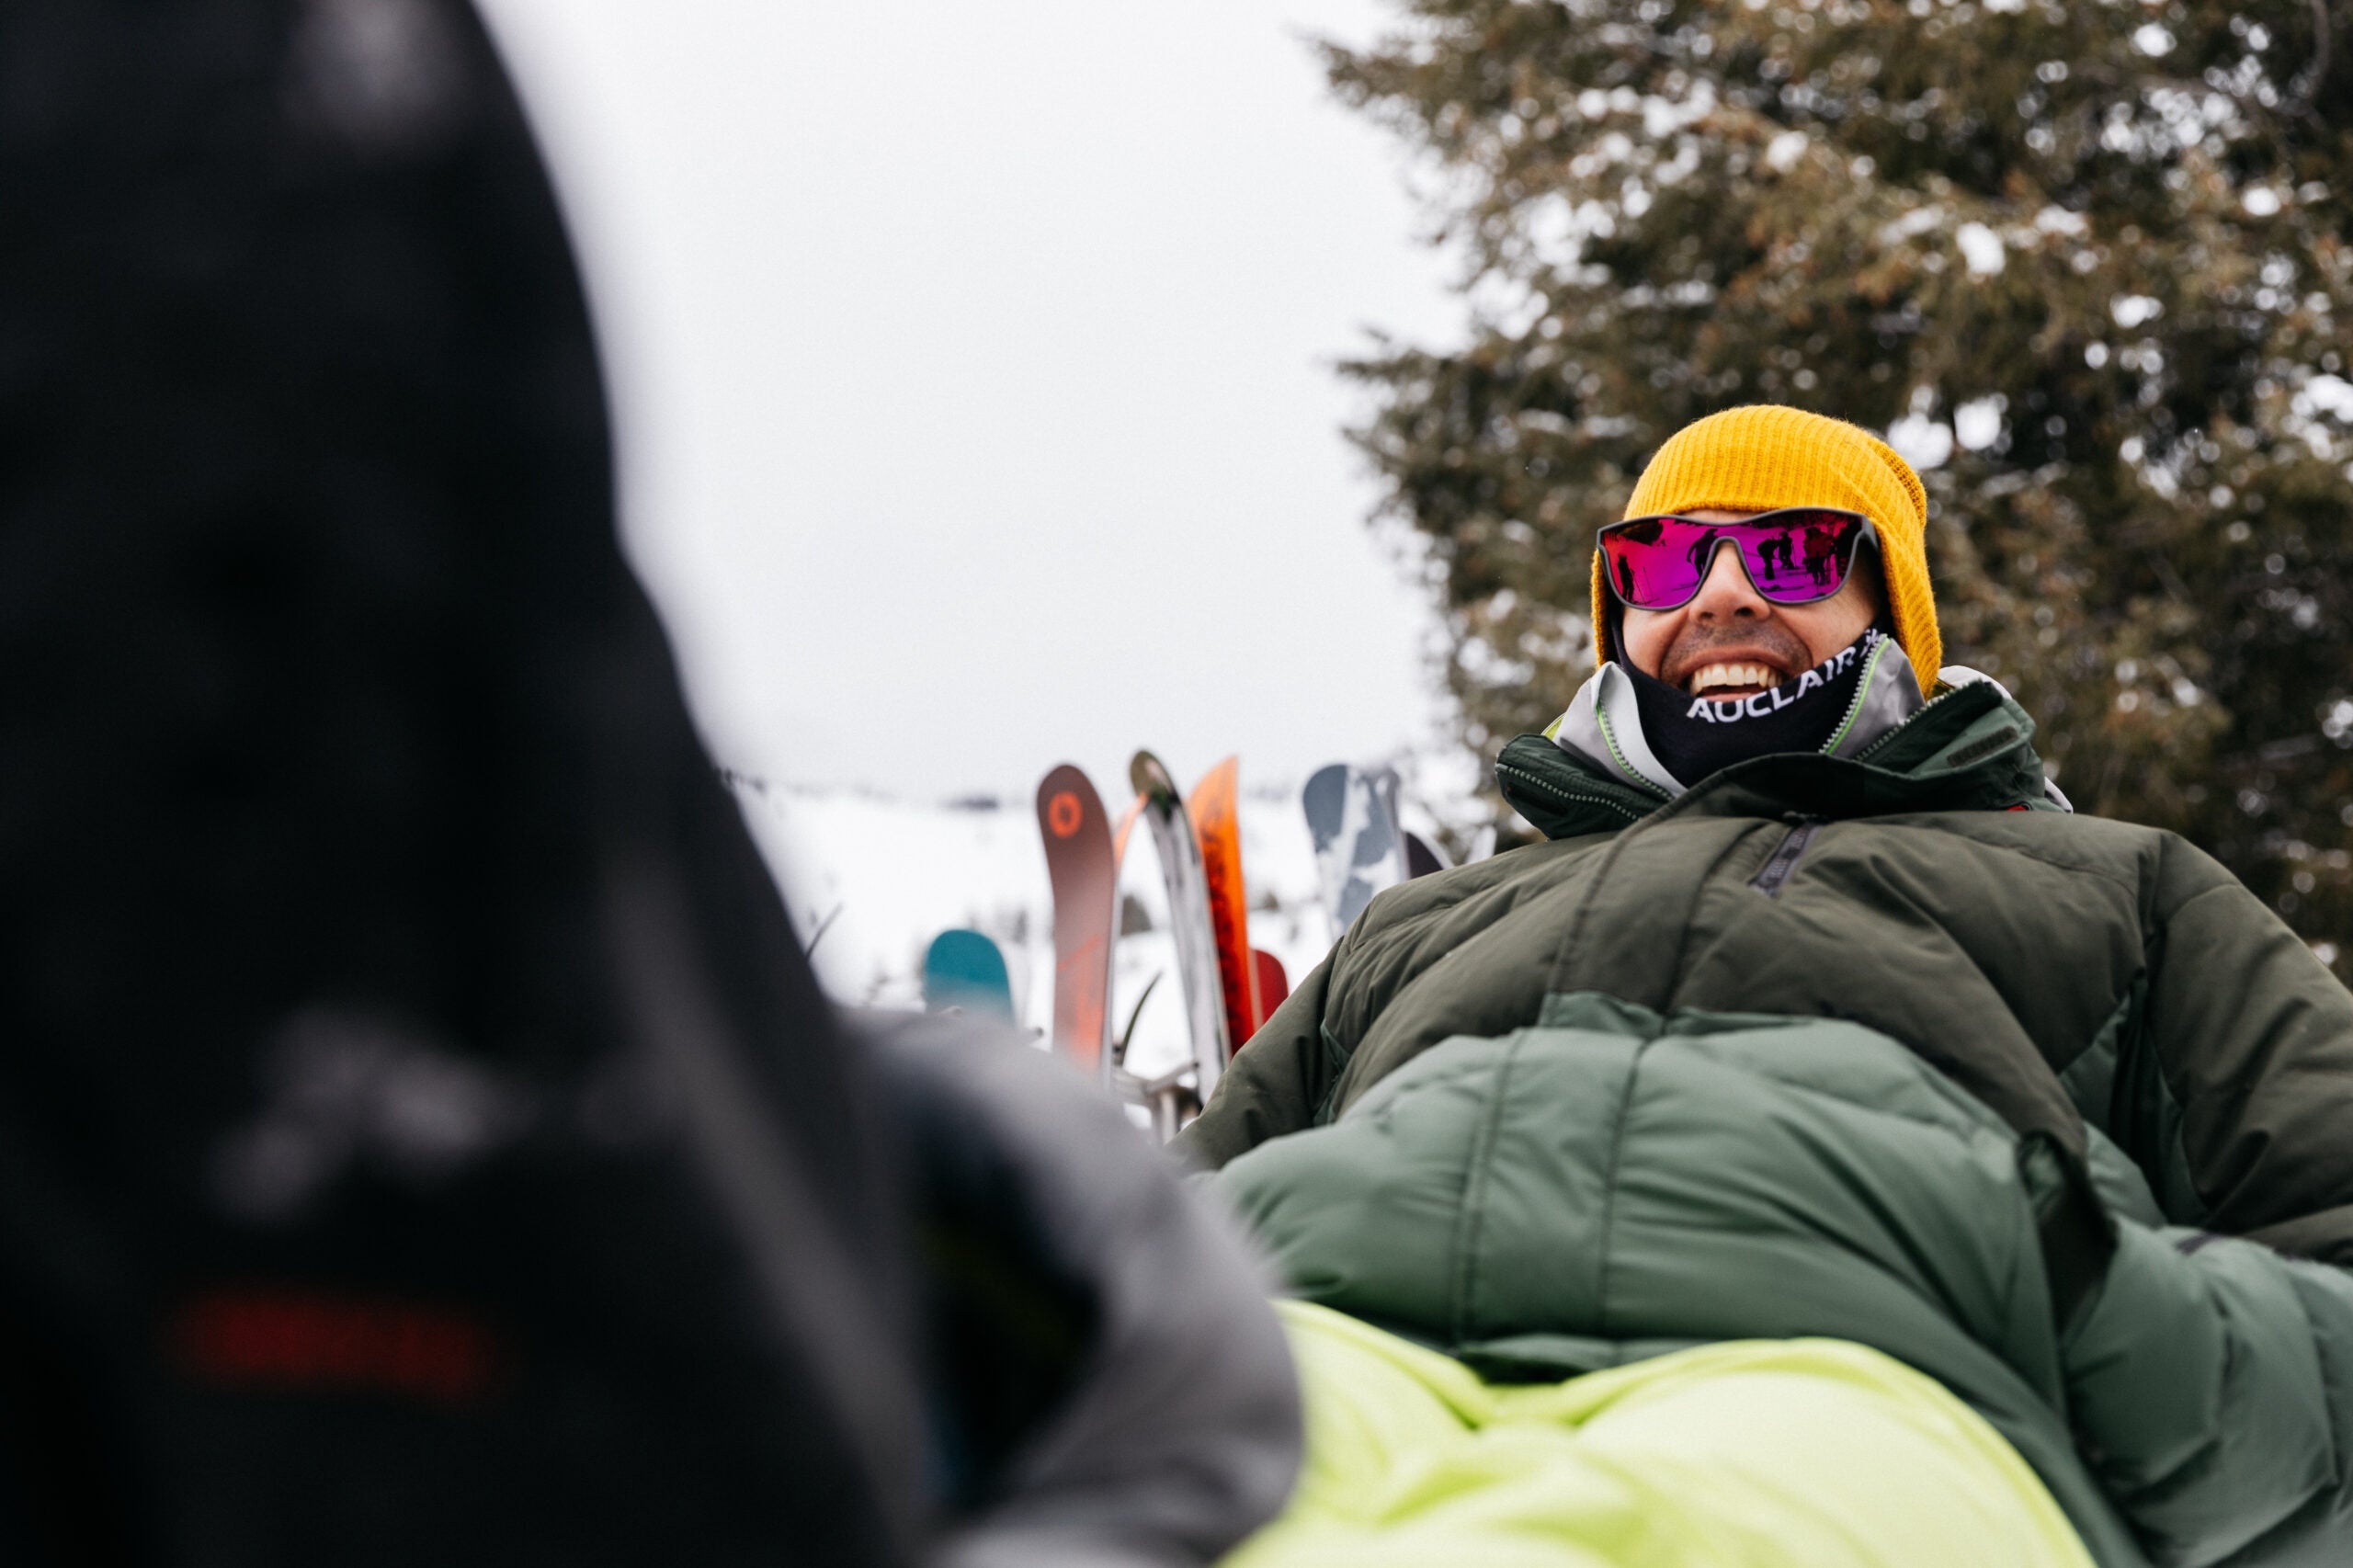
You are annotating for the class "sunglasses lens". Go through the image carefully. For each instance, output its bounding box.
[1600,517,1707,608]
[1603,511,1866,609]
[1735,511,1865,603]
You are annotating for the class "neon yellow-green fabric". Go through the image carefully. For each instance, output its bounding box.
[1225,1301,2094,1568]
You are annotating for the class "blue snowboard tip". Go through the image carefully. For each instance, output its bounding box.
[923,928,1014,1019]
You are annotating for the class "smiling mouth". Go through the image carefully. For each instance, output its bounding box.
[1686,661,1786,699]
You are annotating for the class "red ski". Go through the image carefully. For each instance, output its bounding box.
[1036,764,1116,1085]
[1251,948,1290,1026]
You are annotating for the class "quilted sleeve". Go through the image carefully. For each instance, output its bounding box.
[2061,1221,2353,1565]
[1173,955,1337,1172]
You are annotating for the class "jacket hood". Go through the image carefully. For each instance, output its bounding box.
[1498,671,2060,839]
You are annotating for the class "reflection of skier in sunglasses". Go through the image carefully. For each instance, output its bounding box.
[1186,403,2353,1568]
[1802,522,1838,585]
[1683,527,1721,578]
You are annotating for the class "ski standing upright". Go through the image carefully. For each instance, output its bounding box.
[922,929,1014,1019]
[1036,764,1117,1085]
[1186,756,1261,1055]
[1131,750,1231,1113]
[1302,762,1410,942]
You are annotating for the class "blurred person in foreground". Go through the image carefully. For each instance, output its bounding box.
[0,3,1293,1564]
[1184,405,2353,1568]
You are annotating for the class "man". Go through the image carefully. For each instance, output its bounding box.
[1183,406,2353,1567]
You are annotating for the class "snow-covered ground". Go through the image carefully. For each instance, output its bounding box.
[733,772,1347,1084]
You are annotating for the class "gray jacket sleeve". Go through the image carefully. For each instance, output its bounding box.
[871,1020,1301,1568]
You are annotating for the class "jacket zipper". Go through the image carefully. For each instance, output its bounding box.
[1493,763,1652,826]
[1750,819,1819,896]
[1849,678,1981,765]
[1818,637,1892,756]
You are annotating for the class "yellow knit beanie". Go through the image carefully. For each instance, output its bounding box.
[1594,404,1942,693]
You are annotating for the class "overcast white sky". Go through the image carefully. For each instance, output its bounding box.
[475,0,1465,805]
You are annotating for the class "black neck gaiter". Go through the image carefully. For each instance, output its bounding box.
[1624,627,1889,787]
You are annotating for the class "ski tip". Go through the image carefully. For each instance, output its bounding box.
[1036,763,1105,842]
[1187,755,1240,813]
[1128,749,1179,804]
[922,928,1014,1020]
[1037,761,1091,797]
[1250,948,1290,1026]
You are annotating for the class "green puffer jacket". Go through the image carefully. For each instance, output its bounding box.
[1180,678,2353,1568]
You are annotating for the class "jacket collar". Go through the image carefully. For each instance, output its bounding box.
[1499,670,2059,840]
[1544,640,1925,800]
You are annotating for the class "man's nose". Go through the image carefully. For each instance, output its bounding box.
[1689,540,1768,621]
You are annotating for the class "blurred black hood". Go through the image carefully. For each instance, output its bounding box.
[0,3,917,1562]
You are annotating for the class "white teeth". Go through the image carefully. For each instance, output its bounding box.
[1688,662,1776,695]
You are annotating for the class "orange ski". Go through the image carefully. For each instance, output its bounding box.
[1186,756,1260,1053]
